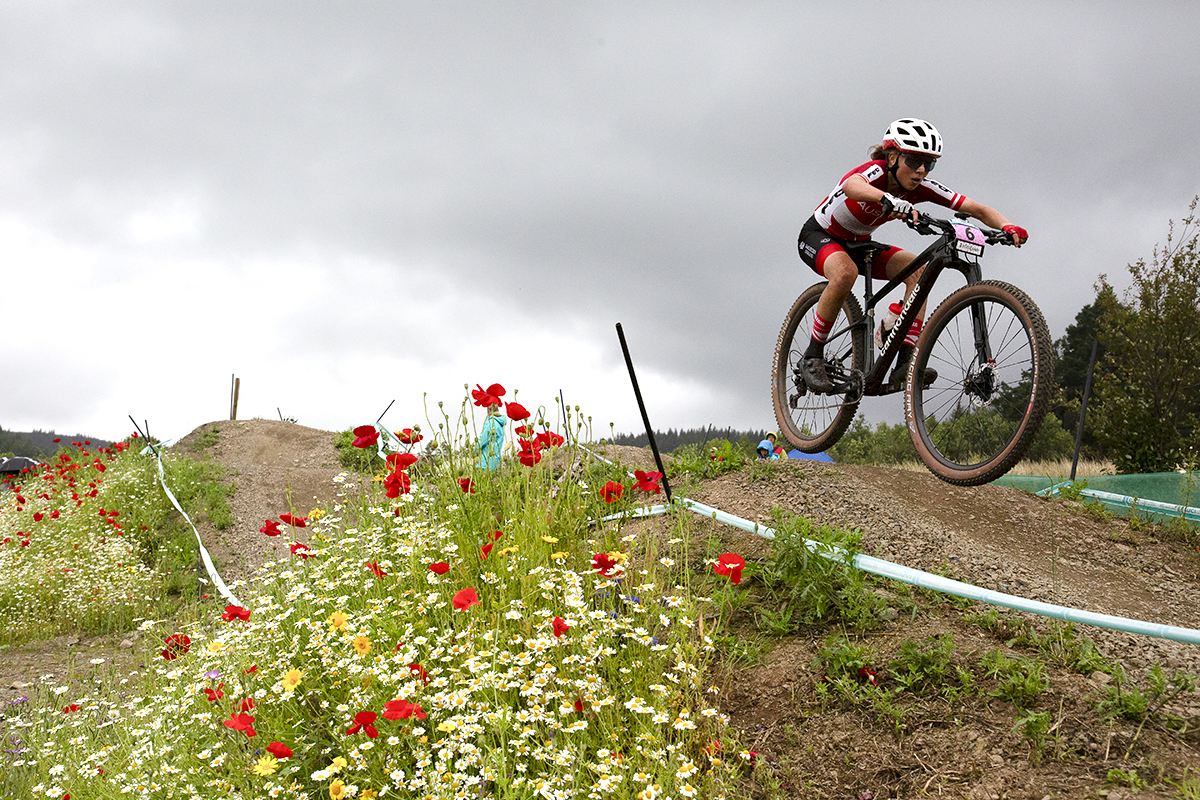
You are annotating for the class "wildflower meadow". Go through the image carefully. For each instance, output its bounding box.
[1,385,751,799]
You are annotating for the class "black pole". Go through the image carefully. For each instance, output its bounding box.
[615,323,672,504]
[1070,339,1100,482]
[375,399,396,426]
[558,390,571,443]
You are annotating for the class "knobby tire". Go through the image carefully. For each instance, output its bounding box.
[905,280,1053,486]
[772,283,864,453]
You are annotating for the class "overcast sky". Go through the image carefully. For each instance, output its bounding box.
[2,1,1197,444]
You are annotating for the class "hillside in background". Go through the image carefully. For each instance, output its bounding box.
[0,426,112,457]
[607,425,774,452]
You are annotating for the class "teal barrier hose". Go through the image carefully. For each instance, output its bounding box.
[1038,481,1200,526]
[602,494,1200,646]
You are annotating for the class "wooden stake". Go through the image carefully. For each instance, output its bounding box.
[231,377,241,421]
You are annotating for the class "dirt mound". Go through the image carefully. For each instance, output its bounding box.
[174,419,361,582]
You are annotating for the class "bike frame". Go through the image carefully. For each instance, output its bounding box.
[826,220,988,398]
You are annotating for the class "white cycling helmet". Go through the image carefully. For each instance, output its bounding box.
[882,118,943,157]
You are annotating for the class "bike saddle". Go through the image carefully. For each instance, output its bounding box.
[843,241,886,277]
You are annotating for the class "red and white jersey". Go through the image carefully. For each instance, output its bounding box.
[813,159,965,241]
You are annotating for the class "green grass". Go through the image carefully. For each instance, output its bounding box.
[0,438,233,644]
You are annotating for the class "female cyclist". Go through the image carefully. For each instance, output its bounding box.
[796,118,1028,394]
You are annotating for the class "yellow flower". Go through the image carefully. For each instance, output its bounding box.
[541,535,559,543]
[550,551,567,560]
[496,546,518,557]
[361,792,378,800]
[608,551,629,564]
[281,669,303,692]
[437,721,457,733]
[352,635,371,656]
[328,611,348,631]
[329,779,347,800]
[329,756,348,773]
[252,755,279,776]
[208,641,225,654]
[308,508,326,520]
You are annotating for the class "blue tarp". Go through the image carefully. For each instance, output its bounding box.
[788,450,834,462]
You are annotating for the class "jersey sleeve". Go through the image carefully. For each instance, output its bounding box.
[912,178,965,211]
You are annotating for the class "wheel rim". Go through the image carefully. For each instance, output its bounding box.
[777,301,859,445]
[913,295,1037,470]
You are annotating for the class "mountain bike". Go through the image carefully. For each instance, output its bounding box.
[772,211,1053,486]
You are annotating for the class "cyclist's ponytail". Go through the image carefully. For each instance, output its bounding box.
[869,145,892,161]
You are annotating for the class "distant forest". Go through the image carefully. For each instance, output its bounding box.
[605,426,775,452]
[0,426,112,458]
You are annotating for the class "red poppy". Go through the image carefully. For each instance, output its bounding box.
[239,697,256,712]
[266,742,293,759]
[471,383,506,408]
[367,561,387,579]
[408,663,429,685]
[351,425,380,449]
[592,553,619,577]
[573,697,584,713]
[381,698,427,721]
[346,710,379,738]
[279,514,307,528]
[204,684,225,702]
[600,481,624,503]
[552,617,570,638]
[517,439,542,467]
[386,452,418,470]
[633,470,663,494]
[713,553,746,585]
[50,510,60,520]
[514,425,535,437]
[480,543,494,559]
[505,401,530,421]
[397,428,423,444]
[33,512,43,522]
[222,605,251,622]
[244,665,258,674]
[534,431,565,449]
[457,478,476,494]
[428,562,450,575]
[161,634,191,660]
[289,542,314,559]
[223,712,257,737]
[857,666,878,686]
[452,587,480,612]
[63,704,80,713]
[383,469,411,498]
[488,530,504,541]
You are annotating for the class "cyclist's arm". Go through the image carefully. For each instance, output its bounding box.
[843,174,918,223]
[960,198,1026,246]
[843,173,883,202]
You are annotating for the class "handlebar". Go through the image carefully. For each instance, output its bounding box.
[905,211,1016,246]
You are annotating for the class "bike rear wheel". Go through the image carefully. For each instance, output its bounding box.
[772,282,864,453]
[905,280,1053,485]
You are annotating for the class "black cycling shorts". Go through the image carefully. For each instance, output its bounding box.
[796,215,899,279]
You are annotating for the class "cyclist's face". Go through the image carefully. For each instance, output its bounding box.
[892,152,934,190]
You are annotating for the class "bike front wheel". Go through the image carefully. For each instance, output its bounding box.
[772,282,864,453]
[906,280,1054,485]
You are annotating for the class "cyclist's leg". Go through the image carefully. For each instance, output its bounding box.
[813,251,858,333]
[882,248,927,321]
[801,252,857,392]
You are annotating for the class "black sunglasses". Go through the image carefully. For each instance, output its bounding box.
[902,153,937,173]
